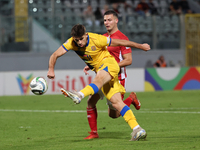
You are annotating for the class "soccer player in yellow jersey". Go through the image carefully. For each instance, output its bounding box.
[47,24,150,141]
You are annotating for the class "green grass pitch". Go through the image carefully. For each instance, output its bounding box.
[0,90,200,150]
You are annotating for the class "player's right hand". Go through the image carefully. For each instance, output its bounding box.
[83,66,90,75]
[141,43,151,51]
[47,70,55,79]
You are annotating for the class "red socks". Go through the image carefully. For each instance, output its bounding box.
[87,107,97,132]
[86,98,132,132]
[123,97,132,107]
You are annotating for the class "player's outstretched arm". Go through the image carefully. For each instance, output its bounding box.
[47,46,67,79]
[110,39,151,51]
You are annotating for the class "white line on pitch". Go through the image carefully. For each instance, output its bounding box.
[137,111,200,114]
[142,107,200,110]
[0,109,200,114]
[0,109,97,113]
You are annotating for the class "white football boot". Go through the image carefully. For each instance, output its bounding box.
[130,127,147,141]
[61,88,82,104]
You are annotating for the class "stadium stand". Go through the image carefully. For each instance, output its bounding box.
[0,0,196,52]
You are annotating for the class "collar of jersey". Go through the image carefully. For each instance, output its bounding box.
[110,30,120,37]
[86,35,89,47]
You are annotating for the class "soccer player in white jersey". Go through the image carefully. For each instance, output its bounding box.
[83,10,142,139]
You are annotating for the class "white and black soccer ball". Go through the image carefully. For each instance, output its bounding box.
[29,77,48,95]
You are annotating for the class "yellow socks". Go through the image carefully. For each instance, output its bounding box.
[80,83,99,98]
[120,105,139,129]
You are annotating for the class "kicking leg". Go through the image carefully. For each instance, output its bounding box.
[80,70,111,98]
[61,70,111,104]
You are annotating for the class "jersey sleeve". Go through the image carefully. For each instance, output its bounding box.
[62,37,73,51]
[96,34,111,47]
[120,36,132,55]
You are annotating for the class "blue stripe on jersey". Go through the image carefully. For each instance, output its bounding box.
[89,83,99,94]
[103,66,108,72]
[109,38,112,46]
[120,105,130,117]
[86,35,89,47]
[62,45,68,51]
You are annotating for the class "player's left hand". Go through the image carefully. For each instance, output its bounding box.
[83,66,90,75]
[141,43,151,51]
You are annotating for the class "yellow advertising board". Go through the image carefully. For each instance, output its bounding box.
[185,14,200,66]
[14,0,28,42]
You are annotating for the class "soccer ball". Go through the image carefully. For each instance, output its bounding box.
[29,77,48,95]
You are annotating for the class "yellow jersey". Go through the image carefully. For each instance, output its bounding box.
[62,32,112,70]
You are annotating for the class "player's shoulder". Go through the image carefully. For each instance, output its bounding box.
[89,32,105,40]
[103,33,109,37]
[88,32,107,42]
[63,37,73,45]
[88,32,103,37]
[116,30,129,40]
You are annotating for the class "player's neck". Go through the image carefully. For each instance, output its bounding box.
[107,27,119,35]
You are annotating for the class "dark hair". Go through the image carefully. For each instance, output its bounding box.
[104,10,118,18]
[71,24,86,37]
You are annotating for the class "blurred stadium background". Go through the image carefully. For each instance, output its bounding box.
[0,0,200,71]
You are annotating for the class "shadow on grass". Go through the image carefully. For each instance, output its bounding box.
[69,131,130,143]
[99,131,129,139]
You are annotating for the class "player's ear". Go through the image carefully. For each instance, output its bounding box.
[115,18,118,24]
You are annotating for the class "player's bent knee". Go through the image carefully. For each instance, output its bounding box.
[87,94,100,107]
[108,109,120,119]
[109,113,118,119]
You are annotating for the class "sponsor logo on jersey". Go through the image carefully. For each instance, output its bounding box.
[99,64,104,69]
